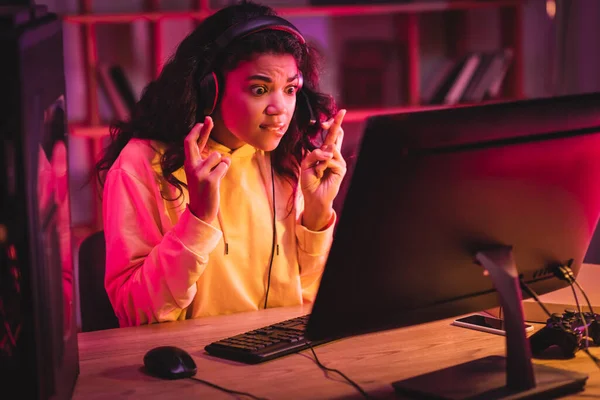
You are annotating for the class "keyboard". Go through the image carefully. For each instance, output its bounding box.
[204,314,331,364]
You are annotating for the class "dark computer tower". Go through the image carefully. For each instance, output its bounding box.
[0,5,79,399]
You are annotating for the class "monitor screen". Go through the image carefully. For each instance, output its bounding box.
[306,92,600,342]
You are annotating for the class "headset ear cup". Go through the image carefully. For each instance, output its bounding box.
[296,71,316,125]
[198,71,219,116]
[300,90,316,126]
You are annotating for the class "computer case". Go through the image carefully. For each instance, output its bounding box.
[0,5,79,399]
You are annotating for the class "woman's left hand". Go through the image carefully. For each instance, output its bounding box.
[300,109,347,231]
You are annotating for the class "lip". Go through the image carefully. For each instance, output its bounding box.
[260,123,285,129]
[260,123,286,135]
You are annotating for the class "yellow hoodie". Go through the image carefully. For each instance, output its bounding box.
[103,138,335,326]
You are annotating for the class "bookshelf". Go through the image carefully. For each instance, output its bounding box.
[64,0,523,135]
[62,0,524,232]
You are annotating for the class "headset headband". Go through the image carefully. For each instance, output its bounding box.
[214,16,306,50]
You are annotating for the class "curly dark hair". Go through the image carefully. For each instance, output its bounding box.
[95,0,336,205]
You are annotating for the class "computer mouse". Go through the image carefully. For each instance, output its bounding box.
[143,345,197,380]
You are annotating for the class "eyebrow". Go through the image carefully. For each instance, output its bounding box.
[246,74,299,83]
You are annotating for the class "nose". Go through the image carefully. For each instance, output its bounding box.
[265,91,290,116]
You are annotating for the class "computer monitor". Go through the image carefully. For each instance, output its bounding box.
[306,92,600,399]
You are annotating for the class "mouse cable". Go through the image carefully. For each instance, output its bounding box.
[187,376,268,400]
[305,342,372,399]
[519,279,600,371]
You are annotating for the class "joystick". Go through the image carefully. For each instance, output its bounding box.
[529,309,599,358]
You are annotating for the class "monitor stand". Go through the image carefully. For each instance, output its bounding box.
[392,246,588,400]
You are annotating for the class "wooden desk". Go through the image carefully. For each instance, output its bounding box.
[73,305,600,399]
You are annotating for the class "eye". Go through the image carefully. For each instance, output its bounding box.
[250,86,267,96]
[286,85,299,95]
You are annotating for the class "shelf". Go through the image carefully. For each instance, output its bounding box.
[69,123,111,139]
[63,10,209,24]
[277,0,520,17]
[62,0,520,24]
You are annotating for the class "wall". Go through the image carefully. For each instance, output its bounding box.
[566,0,600,95]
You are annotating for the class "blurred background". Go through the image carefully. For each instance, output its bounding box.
[22,0,600,328]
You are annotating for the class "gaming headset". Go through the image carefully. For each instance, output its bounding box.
[197,15,317,125]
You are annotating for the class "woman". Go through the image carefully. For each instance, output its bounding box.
[96,0,346,326]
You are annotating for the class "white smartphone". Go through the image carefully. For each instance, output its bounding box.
[452,314,534,336]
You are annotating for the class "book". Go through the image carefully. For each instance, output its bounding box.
[427,55,469,105]
[444,53,481,104]
[97,63,136,121]
[460,52,496,103]
[421,59,455,105]
[486,49,514,99]
[108,65,136,113]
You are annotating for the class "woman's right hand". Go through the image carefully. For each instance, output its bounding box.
[183,116,231,224]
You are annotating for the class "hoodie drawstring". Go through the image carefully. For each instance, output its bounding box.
[217,210,229,255]
[216,153,277,256]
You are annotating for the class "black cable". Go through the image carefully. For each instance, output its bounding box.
[557,263,596,350]
[520,279,600,370]
[519,280,553,318]
[565,276,590,351]
[306,342,372,399]
[559,262,597,318]
[573,278,597,316]
[188,376,268,400]
[263,158,276,309]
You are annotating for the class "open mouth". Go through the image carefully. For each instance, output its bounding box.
[260,124,286,135]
